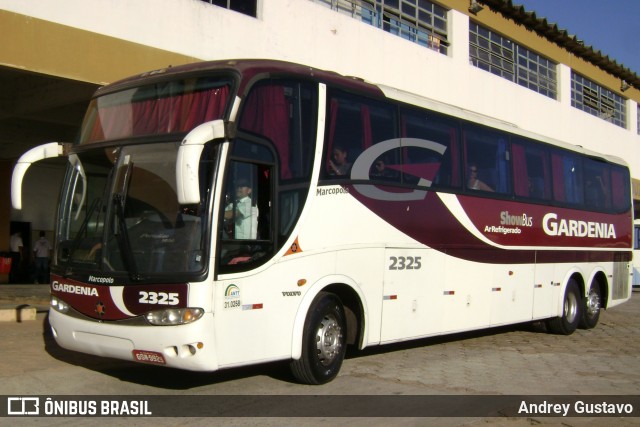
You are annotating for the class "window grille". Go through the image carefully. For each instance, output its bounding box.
[312,0,449,54]
[469,22,557,99]
[201,0,257,17]
[571,72,626,128]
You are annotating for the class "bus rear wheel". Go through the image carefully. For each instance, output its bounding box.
[546,280,581,335]
[579,282,601,329]
[290,292,346,385]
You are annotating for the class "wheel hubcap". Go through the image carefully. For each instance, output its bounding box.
[564,291,578,323]
[586,289,600,317]
[315,314,343,366]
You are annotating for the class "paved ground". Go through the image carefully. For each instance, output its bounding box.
[0,284,639,426]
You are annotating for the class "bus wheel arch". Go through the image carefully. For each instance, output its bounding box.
[546,275,582,335]
[289,281,366,384]
[290,291,347,384]
[579,271,607,329]
[323,283,365,348]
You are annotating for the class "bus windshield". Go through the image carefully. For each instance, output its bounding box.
[57,142,217,280]
[78,76,232,145]
[53,74,233,281]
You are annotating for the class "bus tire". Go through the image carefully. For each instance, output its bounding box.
[290,292,346,385]
[579,282,601,329]
[546,279,581,335]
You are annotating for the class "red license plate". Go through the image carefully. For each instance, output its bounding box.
[132,350,166,365]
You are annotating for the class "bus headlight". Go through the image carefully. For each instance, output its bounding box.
[50,296,69,313]
[145,308,204,326]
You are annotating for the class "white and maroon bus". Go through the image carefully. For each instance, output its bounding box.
[12,60,633,384]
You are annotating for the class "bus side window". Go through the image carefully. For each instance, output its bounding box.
[238,79,318,252]
[400,108,460,189]
[551,150,583,206]
[219,161,272,271]
[463,125,511,194]
[323,90,396,179]
[611,165,631,212]
[512,138,551,200]
[239,83,292,180]
[583,158,611,209]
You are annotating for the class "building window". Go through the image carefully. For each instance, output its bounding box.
[312,0,449,54]
[637,104,640,135]
[571,72,626,128]
[469,22,557,99]
[202,0,257,17]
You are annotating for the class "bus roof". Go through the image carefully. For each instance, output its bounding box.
[94,59,384,99]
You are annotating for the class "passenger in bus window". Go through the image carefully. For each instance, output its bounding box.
[328,145,352,176]
[370,158,398,180]
[467,163,493,192]
[224,180,258,239]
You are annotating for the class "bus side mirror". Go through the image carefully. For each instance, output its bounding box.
[12,142,69,210]
[176,120,226,205]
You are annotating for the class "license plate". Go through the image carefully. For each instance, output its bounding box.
[132,350,166,365]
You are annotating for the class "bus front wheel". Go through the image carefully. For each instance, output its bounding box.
[290,292,346,385]
[546,280,581,335]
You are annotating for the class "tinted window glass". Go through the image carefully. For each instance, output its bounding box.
[401,108,461,188]
[583,158,612,210]
[463,125,511,194]
[512,138,551,200]
[550,149,583,206]
[323,90,396,178]
[239,80,317,181]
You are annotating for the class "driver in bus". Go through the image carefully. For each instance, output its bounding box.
[224,180,258,240]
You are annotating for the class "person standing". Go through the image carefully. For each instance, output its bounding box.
[33,231,52,284]
[9,231,23,284]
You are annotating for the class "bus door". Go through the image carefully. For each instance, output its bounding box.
[213,156,278,365]
[380,246,444,342]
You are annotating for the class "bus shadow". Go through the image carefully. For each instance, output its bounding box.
[345,321,547,361]
[41,314,547,389]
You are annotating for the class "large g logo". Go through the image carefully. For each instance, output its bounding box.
[350,138,446,201]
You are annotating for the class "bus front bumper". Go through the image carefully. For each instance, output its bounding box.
[48,308,219,371]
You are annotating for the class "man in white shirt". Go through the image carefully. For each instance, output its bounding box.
[224,180,258,240]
